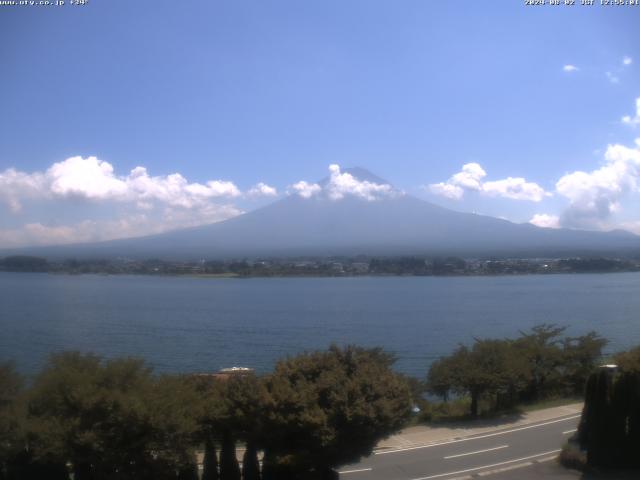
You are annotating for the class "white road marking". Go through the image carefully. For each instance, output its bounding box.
[535,455,560,463]
[376,414,580,455]
[409,449,561,480]
[444,445,508,459]
[476,461,533,476]
[338,467,373,474]
[562,429,577,435]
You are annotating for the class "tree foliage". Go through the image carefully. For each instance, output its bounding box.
[561,331,608,395]
[2,333,607,479]
[26,352,200,480]
[427,340,527,417]
[0,362,24,480]
[201,438,219,480]
[0,256,48,273]
[515,324,567,400]
[578,349,640,468]
[427,325,607,416]
[613,345,640,373]
[263,345,412,476]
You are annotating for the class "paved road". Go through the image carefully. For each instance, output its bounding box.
[487,460,640,480]
[338,413,580,480]
[483,460,581,480]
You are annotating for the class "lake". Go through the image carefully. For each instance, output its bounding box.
[1,272,639,378]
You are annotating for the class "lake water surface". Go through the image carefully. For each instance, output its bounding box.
[1,272,639,377]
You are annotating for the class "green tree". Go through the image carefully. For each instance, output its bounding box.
[562,331,607,395]
[263,345,412,478]
[201,437,219,480]
[193,377,232,480]
[189,375,221,480]
[26,352,200,480]
[241,444,260,480]
[219,430,241,480]
[148,375,203,477]
[614,345,640,372]
[220,430,241,480]
[0,256,48,272]
[218,374,267,480]
[0,362,24,480]
[428,340,527,417]
[426,356,455,402]
[514,324,567,401]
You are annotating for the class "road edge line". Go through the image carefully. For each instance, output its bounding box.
[376,414,580,455]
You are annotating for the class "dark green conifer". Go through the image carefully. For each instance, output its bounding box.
[202,437,219,480]
[241,441,260,480]
[219,431,241,480]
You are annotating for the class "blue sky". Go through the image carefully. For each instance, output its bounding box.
[1,0,639,246]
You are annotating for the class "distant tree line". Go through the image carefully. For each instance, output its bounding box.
[426,325,607,417]
[0,256,48,273]
[368,257,468,275]
[2,255,639,277]
[0,346,413,480]
[556,258,634,273]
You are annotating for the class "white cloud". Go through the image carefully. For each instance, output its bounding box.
[427,162,485,199]
[449,163,486,191]
[563,65,579,73]
[0,204,243,248]
[127,166,241,208]
[555,139,640,229]
[158,204,242,228]
[288,164,395,201]
[428,182,464,200]
[619,221,640,235]
[622,97,640,126]
[0,156,243,213]
[289,180,322,199]
[428,163,548,202]
[203,180,242,197]
[606,71,620,84]
[0,155,255,246]
[529,214,560,229]
[482,177,549,202]
[47,156,129,200]
[248,182,278,197]
[325,164,394,201]
[623,56,633,66]
[0,168,45,212]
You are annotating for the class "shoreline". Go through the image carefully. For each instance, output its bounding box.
[1,270,640,279]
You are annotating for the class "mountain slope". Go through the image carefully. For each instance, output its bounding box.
[5,168,640,259]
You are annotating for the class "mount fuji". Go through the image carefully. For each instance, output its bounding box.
[5,168,639,260]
